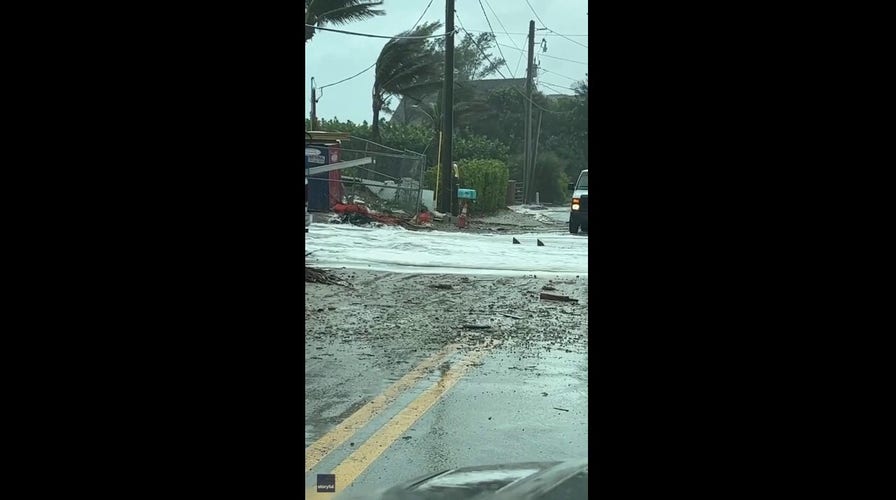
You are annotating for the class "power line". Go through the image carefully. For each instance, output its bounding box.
[318,61,377,90]
[512,34,528,76]
[539,81,576,93]
[539,67,584,83]
[522,0,589,49]
[305,24,456,39]
[523,0,549,29]
[497,43,587,65]
[477,0,513,78]
[409,0,435,30]
[313,14,449,94]
[463,29,589,37]
[483,0,522,50]
[453,14,575,116]
[543,27,588,49]
[454,12,508,79]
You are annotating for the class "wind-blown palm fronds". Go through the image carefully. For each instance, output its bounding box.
[371,21,443,140]
[305,0,385,43]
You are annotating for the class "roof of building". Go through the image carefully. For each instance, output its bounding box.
[544,93,576,103]
[390,78,527,126]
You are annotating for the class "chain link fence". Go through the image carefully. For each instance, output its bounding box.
[333,138,426,216]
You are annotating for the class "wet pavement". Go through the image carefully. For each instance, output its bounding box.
[305,203,587,497]
[507,204,574,228]
[338,347,588,496]
[305,269,588,498]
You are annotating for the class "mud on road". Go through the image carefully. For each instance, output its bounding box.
[304,269,589,448]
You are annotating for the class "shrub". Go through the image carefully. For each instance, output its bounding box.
[458,159,509,214]
[505,151,573,204]
[530,151,571,203]
[454,135,510,164]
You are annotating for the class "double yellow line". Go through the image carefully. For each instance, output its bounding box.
[305,340,499,498]
[305,343,460,473]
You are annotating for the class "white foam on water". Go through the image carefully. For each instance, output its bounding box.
[305,223,588,277]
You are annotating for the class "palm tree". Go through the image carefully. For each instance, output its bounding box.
[369,24,511,141]
[402,83,492,167]
[370,21,444,141]
[305,0,385,43]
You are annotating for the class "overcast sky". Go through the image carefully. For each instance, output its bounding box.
[304,0,588,124]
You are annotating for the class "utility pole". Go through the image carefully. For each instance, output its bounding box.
[531,109,543,200]
[523,20,535,204]
[439,0,456,214]
[310,77,318,130]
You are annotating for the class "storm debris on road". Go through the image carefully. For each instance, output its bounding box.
[540,292,579,303]
[462,324,493,330]
[501,313,524,319]
[305,266,350,286]
[331,202,404,227]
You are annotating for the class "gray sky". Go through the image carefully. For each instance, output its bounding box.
[305,0,589,124]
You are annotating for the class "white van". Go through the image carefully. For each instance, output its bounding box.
[568,169,588,234]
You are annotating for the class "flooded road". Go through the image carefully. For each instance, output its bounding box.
[305,223,587,277]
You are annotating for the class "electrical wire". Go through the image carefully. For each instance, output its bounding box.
[539,81,577,93]
[477,0,513,78]
[483,0,522,50]
[513,35,527,76]
[454,12,509,79]
[523,0,588,49]
[522,0,548,31]
[305,24,456,39]
[543,27,588,49]
[312,6,441,94]
[463,29,589,37]
[539,67,584,83]
[497,43,587,65]
[454,13,575,116]
[409,0,435,30]
[318,60,377,90]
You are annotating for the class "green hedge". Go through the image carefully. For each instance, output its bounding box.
[459,159,508,214]
[423,160,509,214]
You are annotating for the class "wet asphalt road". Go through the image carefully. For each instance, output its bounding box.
[304,269,588,498]
[334,347,588,496]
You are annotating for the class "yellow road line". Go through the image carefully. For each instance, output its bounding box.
[305,340,500,499]
[305,343,460,473]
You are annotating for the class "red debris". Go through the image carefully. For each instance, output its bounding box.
[332,203,402,225]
